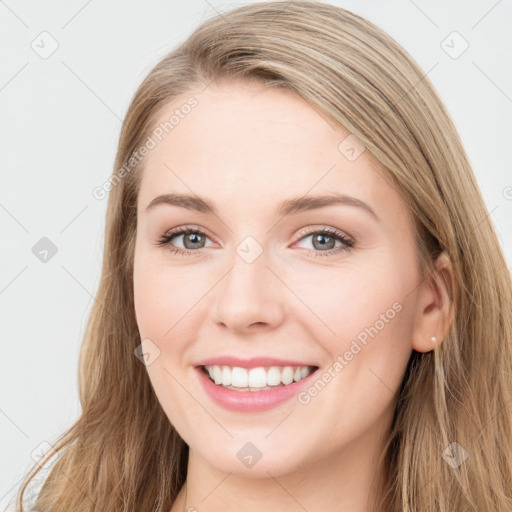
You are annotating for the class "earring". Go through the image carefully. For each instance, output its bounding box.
[431,336,437,344]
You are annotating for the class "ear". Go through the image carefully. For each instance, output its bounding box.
[411,250,455,353]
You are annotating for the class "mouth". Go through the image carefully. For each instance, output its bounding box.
[199,364,319,392]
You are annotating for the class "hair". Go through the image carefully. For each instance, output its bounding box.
[13,1,512,511]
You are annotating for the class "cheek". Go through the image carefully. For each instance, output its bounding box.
[133,264,172,339]
[133,256,208,431]
[286,258,406,338]
[283,260,415,435]
[282,254,416,381]
[133,255,213,350]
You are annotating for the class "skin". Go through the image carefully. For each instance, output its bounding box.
[133,79,454,512]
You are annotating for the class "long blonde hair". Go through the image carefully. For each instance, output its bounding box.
[14,1,512,510]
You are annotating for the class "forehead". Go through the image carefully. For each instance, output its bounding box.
[137,81,407,227]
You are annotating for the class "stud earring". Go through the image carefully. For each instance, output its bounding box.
[431,336,437,344]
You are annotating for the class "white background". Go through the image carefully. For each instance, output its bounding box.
[1,0,511,509]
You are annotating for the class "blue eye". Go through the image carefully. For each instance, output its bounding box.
[294,226,354,257]
[155,225,354,257]
[156,225,213,256]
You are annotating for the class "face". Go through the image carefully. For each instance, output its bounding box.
[133,80,423,478]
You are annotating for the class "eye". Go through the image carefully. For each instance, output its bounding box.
[155,225,354,257]
[293,226,354,257]
[155,225,214,256]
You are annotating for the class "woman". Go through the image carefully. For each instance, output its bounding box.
[15,1,512,511]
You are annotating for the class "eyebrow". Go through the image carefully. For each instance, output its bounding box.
[145,192,379,221]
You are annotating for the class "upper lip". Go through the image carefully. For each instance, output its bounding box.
[194,356,318,369]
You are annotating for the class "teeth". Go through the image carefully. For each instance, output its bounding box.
[281,366,294,385]
[203,365,315,390]
[221,366,231,386]
[213,366,222,385]
[248,367,266,388]
[232,367,248,387]
[267,367,281,386]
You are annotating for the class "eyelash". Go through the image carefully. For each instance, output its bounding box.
[155,225,355,258]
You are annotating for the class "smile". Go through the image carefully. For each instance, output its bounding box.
[202,364,316,391]
[195,362,320,412]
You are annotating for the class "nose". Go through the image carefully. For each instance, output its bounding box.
[210,247,286,333]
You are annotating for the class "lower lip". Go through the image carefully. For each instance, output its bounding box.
[195,367,318,412]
